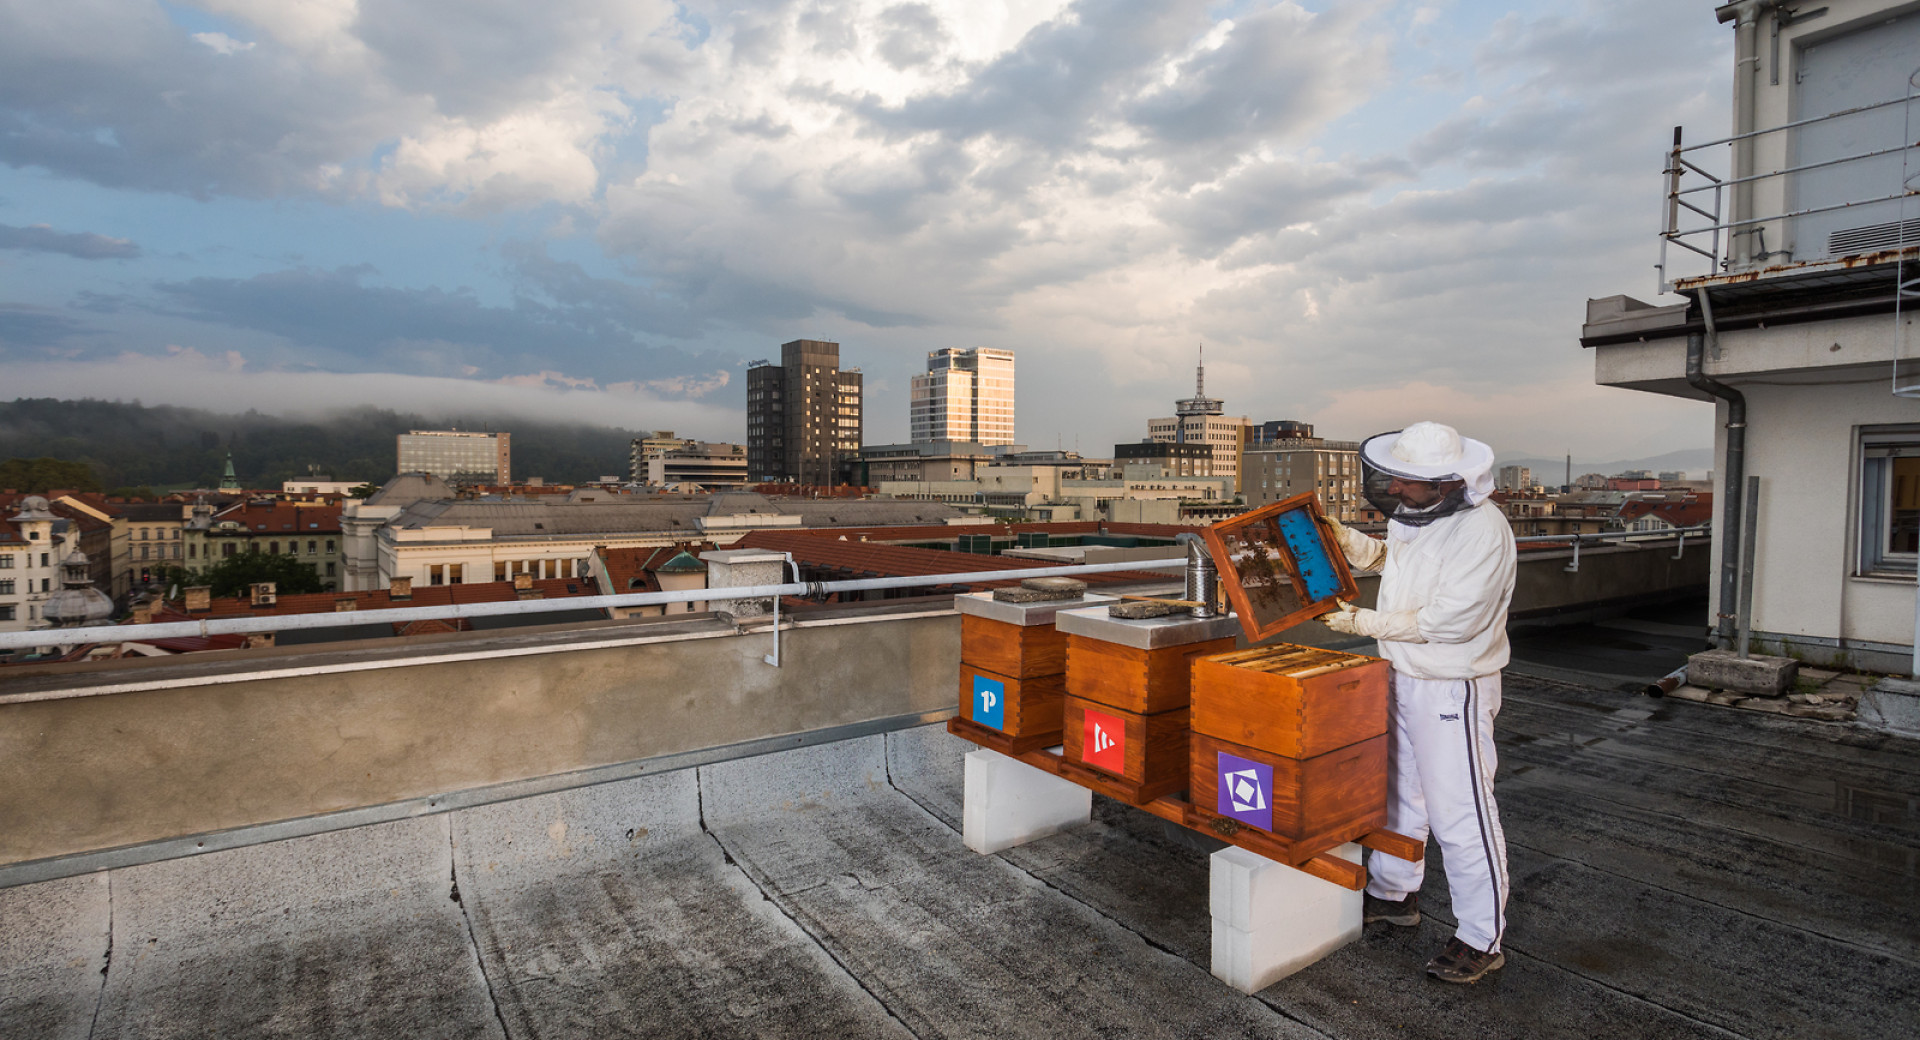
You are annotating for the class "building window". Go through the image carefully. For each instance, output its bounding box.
[449,563,464,584]
[326,563,336,577]
[269,541,279,555]
[189,544,197,559]
[326,539,336,553]
[140,546,150,561]
[223,543,236,558]
[430,564,445,586]
[0,580,11,594]
[1860,428,1920,577]
[0,605,11,621]
[0,556,10,568]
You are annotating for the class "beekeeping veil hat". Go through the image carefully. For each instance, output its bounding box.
[1359,422,1497,528]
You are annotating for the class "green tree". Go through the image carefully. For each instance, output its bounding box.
[179,549,327,598]
[0,456,101,493]
[346,483,380,498]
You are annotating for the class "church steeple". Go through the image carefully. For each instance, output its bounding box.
[219,452,240,491]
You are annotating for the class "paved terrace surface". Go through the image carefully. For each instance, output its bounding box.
[3,671,1917,1039]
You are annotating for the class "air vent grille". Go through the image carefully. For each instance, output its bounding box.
[1829,217,1920,256]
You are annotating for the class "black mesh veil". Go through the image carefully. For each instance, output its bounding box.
[1361,431,1476,528]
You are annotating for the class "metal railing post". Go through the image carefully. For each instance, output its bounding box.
[1737,476,1762,659]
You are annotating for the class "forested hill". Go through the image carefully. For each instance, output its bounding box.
[0,398,658,490]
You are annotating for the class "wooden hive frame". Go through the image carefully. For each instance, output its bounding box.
[1200,492,1360,643]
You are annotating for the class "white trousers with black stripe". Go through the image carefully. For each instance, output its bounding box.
[1365,671,1510,953]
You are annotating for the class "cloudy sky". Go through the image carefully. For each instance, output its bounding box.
[0,0,1731,460]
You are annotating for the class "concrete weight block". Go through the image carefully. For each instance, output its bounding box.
[962,749,1091,854]
[1686,649,1798,697]
[1209,844,1362,993]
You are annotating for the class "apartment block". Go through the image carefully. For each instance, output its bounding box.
[748,340,863,484]
[1243,439,1367,521]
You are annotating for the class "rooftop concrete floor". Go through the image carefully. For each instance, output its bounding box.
[3,668,1918,1039]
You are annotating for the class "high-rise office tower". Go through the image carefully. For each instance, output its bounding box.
[747,340,863,484]
[909,348,1015,445]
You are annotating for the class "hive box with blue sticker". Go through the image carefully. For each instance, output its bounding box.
[957,662,1067,745]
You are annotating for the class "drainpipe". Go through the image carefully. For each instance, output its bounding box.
[1690,289,1746,649]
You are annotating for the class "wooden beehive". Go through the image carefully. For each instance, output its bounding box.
[1065,635,1237,714]
[1189,731,1387,849]
[1190,644,1389,759]
[958,664,1065,743]
[952,591,1118,753]
[961,614,1066,678]
[1061,696,1190,804]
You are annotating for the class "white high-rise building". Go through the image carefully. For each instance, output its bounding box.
[910,348,1016,445]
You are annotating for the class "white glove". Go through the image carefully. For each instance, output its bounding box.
[1319,600,1427,643]
[1318,514,1383,571]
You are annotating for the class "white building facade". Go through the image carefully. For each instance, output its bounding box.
[1582,0,1920,673]
[910,348,1016,445]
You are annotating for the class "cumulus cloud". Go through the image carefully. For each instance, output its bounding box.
[0,0,1731,458]
[0,222,141,259]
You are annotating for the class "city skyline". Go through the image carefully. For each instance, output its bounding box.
[1,1,1723,461]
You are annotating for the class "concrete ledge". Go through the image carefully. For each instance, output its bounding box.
[1687,649,1797,697]
[1857,678,1920,739]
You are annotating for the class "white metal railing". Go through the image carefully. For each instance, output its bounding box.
[1658,90,1920,293]
[0,558,1187,654]
[1512,524,1711,574]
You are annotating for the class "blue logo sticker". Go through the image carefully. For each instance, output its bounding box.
[973,674,1006,730]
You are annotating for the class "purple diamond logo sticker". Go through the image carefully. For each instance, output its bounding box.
[1216,752,1272,831]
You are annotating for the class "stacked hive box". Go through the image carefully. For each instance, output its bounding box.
[1054,606,1240,804]
[953,590,1117,754]
[1188,645,1390,859]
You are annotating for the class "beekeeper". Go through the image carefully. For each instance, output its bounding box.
[1317,421,1516,984]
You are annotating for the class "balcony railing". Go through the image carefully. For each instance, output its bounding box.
[1658,87,1920,293]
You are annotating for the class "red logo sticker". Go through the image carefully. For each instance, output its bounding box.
[1083,708,1126,774]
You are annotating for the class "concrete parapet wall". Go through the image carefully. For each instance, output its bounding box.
[0,610,959,871]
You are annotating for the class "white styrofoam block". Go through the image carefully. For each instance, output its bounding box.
[962,749,1092,854]
[1209,844,1363,992]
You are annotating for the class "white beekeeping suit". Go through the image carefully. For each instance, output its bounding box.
[1321,422,1516,970]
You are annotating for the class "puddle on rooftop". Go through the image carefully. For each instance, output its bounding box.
[1834,782,1920,831]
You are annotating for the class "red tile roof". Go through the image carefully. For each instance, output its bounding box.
[597,542,717,593]
[212,500,343,534]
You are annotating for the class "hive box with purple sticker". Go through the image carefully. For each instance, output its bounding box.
[1188,732,1387,849]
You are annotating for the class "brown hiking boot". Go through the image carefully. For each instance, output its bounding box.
[1363,892,1420,927]
[1426,936,1505,983]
